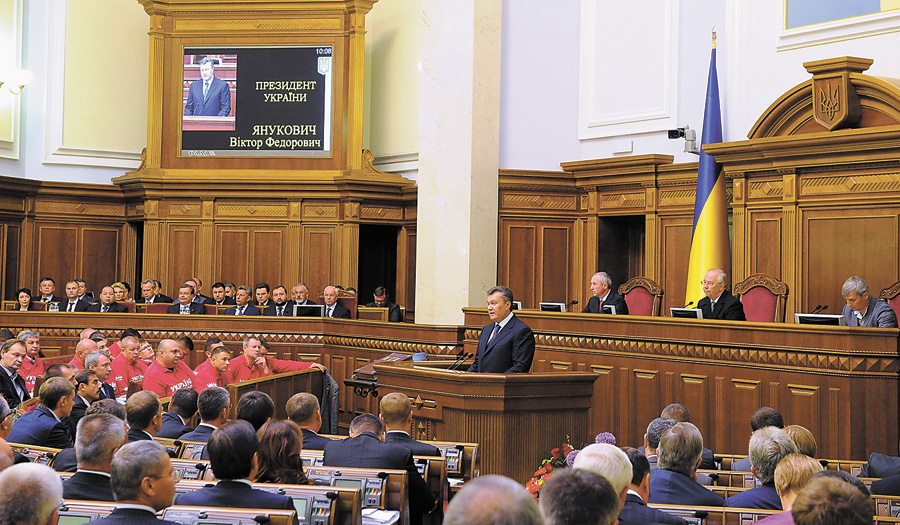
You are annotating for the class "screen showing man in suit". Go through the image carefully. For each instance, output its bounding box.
[183,57,232,118]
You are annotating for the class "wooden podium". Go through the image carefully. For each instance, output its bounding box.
[372,361,598,483]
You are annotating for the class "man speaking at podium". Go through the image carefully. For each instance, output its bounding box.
[467,286,535,373]
[184,57,231,117]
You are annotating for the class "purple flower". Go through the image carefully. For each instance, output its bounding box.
[595,432,616,445]
[566,449,579,467]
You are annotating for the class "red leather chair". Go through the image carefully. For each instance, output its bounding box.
[879,281,900,322]
[146,303,169,314]
[733,273,789,323]
[618,277,664,316]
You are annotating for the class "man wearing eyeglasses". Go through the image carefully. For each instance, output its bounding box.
[697,268,746,321]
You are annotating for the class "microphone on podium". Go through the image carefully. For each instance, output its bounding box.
[448,353,473,371]
[565,300,579,310]
[810,304,827,314]
[684,301,695,308]
[446,350,467,370]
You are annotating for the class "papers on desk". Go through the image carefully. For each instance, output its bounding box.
[362,508,400,525]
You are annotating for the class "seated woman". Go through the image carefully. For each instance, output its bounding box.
[256,419,309,485]
[15,288,39,311]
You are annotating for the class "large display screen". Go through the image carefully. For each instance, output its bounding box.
[180,46,333,157]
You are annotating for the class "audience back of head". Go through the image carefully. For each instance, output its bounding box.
[571,443,632,500]
[236,391,275,431]
[170,387,199,419]
[286,392,320,427]
[774,453,824,510]
[540,468,619,525]
[660,403,691,422]
[0,463,63,525]
[76,413,127,469]
[750,407,784,431]
[208,420,257,480]
[658,422,703,477]
[792,475,872,525]
[748,426,798,485]
[255,419,308,485]
[349,413,383,438]
[783,424,816,457]
[444,475,542,525]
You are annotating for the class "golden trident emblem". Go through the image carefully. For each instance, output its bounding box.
[820,83,840,120]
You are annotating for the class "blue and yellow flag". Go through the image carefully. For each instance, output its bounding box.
[685,43,731,306]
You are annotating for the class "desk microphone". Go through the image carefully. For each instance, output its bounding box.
[684,301,695,308]
[811,304,827,314]
[446,351,467,370]
[565,300,579,309]
[449,353,473,371]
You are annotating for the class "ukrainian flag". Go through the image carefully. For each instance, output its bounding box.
[685,42,731,306]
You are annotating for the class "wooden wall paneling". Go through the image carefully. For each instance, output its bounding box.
[504,223,536,308]
[680,373,710,448]
[36,225,78,288]
[590,364,615,436]
[541,226,570,304]
[749,212,782,279]
[659,217,692,313]
[404,230,416,314]
[166,224,200,293]
[631,368,660,447]
[252,230,284,288]
[217,229,250,288]
[803,211,899,315]
[786,383,820,451]
[727,378,763,454]
[302,226,337,295]
[81,228,121,290]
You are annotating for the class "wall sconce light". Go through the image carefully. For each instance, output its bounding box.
[0,70,32,95]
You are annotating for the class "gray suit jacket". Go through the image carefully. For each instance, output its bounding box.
[843,296,898,327]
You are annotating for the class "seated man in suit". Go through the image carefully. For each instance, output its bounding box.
[582,272,629,315]
[620,447,688,525]
[224,285,260,316]
[572,443,633,510]
[252,283,272,308]
[697,268,746,320]
[66,369,101,434]
[166,284,207,315]
[366,286,403,322]
[0,398,31,464]
[725,427,798,509]
[156,388,197,439]
[8,377,75,449]
[467,286,535,373]
[380,392,441,456]
[292,283,315,305]
[287,392,331,450]
[36,276,64,304]
[0,462,64,525]
[659,403,717,470]
[61,281,91,312]
[75,279,94,303]
[184,278,213,306]
[733,407,785,472]
[841,275,898,327]
[94,440,182,524]
[262,285,296,317]
[135,278,173,304]
[210,282,236,306]
[175,420,294,511]
[540,467,621,525]
[322,285,351,318]
[179,386,230,443]
[324,413,436,525]
[444,475,541,525]
[62,413,127,501]
[142,339,201,397]
[648,422,724,507]
[194,344,233,389]
[756,453,824,524]
[125,391,162,442]
[0,338,30,411]
[236,391,274,432]
[642,417,677,470]
[86,286,129,313]
[52,399,126,473]
[86,350,116,400]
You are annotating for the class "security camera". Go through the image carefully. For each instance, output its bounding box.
[667,125,699,155]
[668,128,686,139]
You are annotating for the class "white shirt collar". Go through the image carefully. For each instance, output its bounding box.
[626,488,643,502]
[115,504,158,514]
[76,469,112,478]
[496,311,515,330]
[599,291,610,302]
[222,478,254,487]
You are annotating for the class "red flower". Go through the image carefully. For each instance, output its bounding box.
[562,444,573,455]
[550,447,562,459]
[544,463,554,473]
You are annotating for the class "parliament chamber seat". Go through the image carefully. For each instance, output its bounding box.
[617,276,664,316]
[881,281,900,322]
[318,290,358,319]
[9,442,60,466]
[145,303,169,314]
[732,273,789,323]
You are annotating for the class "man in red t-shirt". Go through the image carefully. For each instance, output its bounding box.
[68,339,98,370]
[110,335,148,398]
[142,339,201,397]
[194,344,234,388]
[17,331,45,393]
[228,336,322,382]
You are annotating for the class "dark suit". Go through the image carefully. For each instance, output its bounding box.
[725,483,781,509]
[38,294,65,304]
[213,296,236,306]
[180,423,215,443]
[86,301,129,313]
[98,382,115,400]
[128,428,153,442]
[582,292,629,315]
[183,76,231,117]
[61,299,91,312]
[365,301,403,322]
[324,431,436,525]
[872,473,900,496]
[648,468,724,507]
[385,431,441,457]
[643,446,715,470]
[175,480,294,510]
[192,294,214,305]
[262,301,297,317]
[135,294,173,304]
[0,366,29,410]
[301,428,332,450]
[697,290,746,320]
[224,304,261,316]
[732,456,752,472]
[620,492,688,525]
[86,507,182,525]
[52,447,77,472]
[843,295,899,327]
[166,302,207,315]
[8,406,73,448]
[324,302,351,319]
[66,395,90,436]
[861,452,900,478]
[467,314,535,373]
[62,471,115,501]
[156,411,192,439]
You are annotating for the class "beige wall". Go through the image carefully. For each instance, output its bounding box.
[0,0,22,158]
